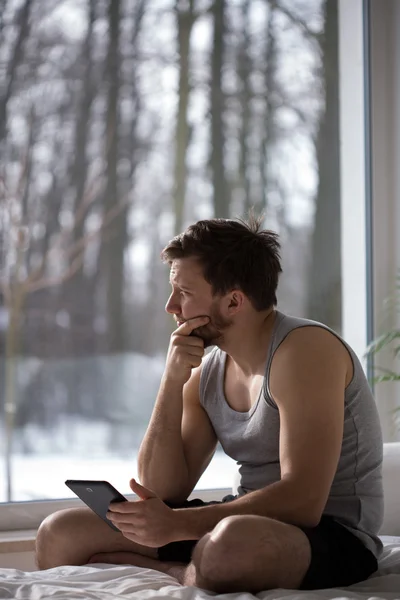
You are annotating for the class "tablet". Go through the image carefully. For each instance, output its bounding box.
[65,479,128,531]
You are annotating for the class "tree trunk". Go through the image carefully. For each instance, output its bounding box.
[0,0,32,145]
[20,105,37,274]
[3,248,26,501]
[173,0,195,235]
[306,0,341,331]
[238,0,252,216]
[0,0,8,42]
[210,0,229,218]
[259,1,278,216]
[100,0,125,354]
[21,108,36,223]
[65,0,96,356]
[126,0,145,184]
[70,0,96,276]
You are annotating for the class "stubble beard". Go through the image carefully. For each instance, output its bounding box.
[191,305,233,348]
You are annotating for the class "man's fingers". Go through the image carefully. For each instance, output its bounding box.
[185,345,206,356]
[176,316,209,335]
[108,501,139,513]
[129,477,156,499]
[107,515,137,526]
[175,335,205,347]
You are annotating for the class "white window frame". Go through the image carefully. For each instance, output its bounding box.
[368,0,400,443]
[338,0,369,365]
[1,0,392,531]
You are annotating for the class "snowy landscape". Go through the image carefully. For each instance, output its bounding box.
[0,449,237,503]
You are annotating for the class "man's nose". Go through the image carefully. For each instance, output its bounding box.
[165,294,180,315]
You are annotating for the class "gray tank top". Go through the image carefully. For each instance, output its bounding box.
[199,310,384,557]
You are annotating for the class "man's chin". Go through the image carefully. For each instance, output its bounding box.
[192,326,221,347]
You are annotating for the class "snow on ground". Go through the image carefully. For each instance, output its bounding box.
[0,451,237,503]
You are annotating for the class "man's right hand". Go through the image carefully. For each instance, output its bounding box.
[164,316,210,385]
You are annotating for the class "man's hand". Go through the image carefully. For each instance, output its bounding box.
[107,479,183,547]
[165,316,209,385]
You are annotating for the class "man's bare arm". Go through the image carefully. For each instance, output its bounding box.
[170,326,348,538]
[138,317,217,503]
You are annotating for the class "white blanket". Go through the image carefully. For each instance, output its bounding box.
[0,538,399,600]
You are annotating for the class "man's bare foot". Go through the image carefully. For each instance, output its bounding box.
[88,551,187,584]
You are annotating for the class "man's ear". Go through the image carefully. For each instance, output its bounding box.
[226,290,245,316]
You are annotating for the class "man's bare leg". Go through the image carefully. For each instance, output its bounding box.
[104,515,311,592]
[183,515,311,593]
[36,507,160,569]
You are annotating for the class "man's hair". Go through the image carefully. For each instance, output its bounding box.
[161,215,282,311]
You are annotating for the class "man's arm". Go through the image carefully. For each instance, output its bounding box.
[173,326,348,539]
[138,317,217,503]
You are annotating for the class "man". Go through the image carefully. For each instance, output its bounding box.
[36,217,383,593]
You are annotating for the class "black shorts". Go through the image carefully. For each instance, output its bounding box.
[158,496,378,590]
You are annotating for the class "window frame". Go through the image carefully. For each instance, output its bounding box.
[368,0,400,443]
[1,0,387,530]
[338,0,369,366]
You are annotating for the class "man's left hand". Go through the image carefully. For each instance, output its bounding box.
[107,479,182,547]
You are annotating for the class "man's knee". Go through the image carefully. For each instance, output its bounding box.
[192,515,311,593]
[191,515,300,591]
[35,508,76,569]
[191,516,249,588]
[37,508,73,545]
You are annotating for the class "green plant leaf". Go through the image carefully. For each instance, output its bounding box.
[366,270,400,403]
[372,366,400,383]
[366,331,400,355]
[374,365,400,375]
[373,374,400,384]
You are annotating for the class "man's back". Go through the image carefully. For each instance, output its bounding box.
[200,310,384,557]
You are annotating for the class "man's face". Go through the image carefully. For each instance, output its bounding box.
[165,257,233,347]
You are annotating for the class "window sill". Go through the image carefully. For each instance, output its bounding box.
[0,488,231,533]
[0,530,36,554]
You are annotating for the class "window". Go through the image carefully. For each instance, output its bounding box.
[0,0,373,527]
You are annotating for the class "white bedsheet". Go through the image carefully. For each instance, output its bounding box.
[0,538,399,600]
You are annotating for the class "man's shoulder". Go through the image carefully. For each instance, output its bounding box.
[281,323,344,349]
[277,309,331,330]
[276,311,346,349]
[273,314,352,371]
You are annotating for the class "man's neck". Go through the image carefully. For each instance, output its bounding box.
[217,308,278,377]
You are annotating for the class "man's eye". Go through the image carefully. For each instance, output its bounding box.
[180,290,191,296]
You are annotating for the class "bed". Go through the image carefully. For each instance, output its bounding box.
[0,444,399,599]
[0,538,399,600]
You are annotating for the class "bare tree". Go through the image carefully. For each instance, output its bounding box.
[0,0,32,145]
[20,106,37,226]
[259,0,278,216]
[69,0,96,279]
[173,0,197,235]
[123,0,146,189]
[0,0,8,48]
[306,0,341,330]
[0,155,130,500]
[273,0,341,328]
[98,0,125,354]
[210,0,229,217]
[237,0,252,215]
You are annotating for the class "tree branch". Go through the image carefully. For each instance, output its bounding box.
[25,189,131,290]
[274,1,321,46]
